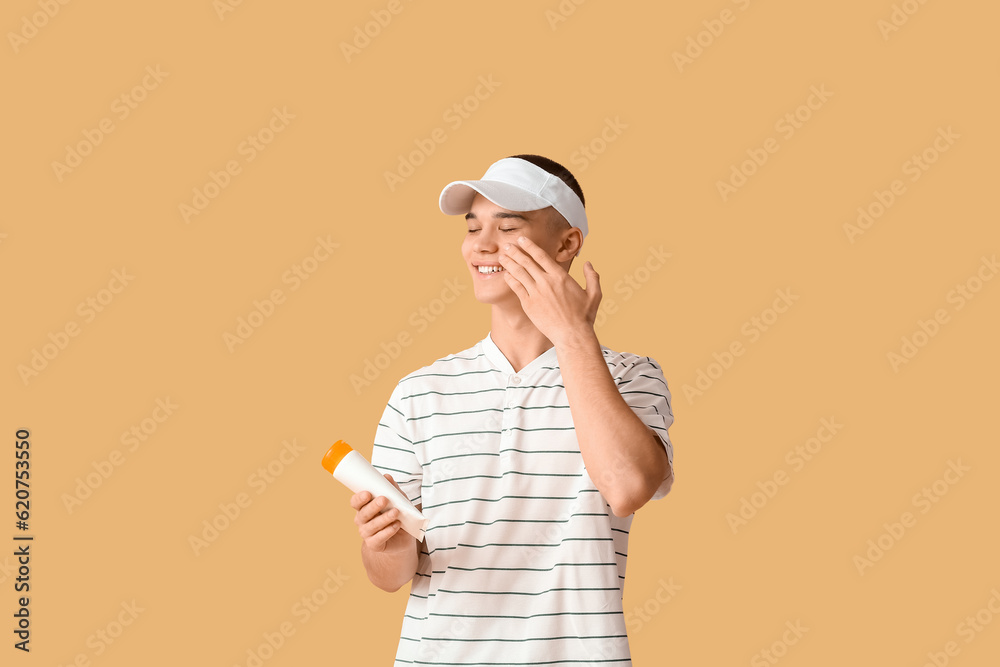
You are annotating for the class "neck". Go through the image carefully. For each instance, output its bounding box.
[489,303,553,374]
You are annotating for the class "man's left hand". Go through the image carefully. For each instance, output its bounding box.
[498,235,602,345]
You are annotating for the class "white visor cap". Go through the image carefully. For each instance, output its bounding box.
[439,157,587,254]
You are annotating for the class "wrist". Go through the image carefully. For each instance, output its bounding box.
[553,326,599,352]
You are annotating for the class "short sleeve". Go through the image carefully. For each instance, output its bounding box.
[369,381,423,507]
[617,356,675,499]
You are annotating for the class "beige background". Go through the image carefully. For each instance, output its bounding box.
[3,1,999,665]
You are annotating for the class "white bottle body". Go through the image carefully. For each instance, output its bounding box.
[333,450,427,542]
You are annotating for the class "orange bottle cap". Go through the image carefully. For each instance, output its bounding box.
[321,440,354,474]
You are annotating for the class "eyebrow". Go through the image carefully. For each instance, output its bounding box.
[465,211,530,222]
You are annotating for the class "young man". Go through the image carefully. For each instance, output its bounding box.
[350,155,675,666]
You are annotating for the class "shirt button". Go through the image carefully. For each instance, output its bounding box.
[511,376,521,385]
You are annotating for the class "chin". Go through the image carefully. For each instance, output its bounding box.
[472,289,503,304]
[471,284,514,305]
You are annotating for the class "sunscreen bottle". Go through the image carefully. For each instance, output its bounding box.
[322,440,427,542]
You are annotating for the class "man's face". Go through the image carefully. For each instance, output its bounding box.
[460,192,577,305]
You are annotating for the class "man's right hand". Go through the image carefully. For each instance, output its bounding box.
[350,474,415,553]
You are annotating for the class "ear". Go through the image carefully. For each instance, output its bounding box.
[555,225,583,263]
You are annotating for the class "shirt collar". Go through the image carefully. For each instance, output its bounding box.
[481,330,558,377]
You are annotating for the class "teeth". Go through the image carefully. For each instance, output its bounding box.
[478,265,504,273]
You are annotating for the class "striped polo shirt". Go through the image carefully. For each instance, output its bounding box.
[370,330,675,666]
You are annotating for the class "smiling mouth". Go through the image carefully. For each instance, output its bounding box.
[476,265,506,274]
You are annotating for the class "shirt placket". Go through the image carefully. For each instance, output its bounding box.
[501,373,521,442]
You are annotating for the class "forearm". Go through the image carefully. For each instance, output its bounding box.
[555,328,669,516]
[361,537,419,592]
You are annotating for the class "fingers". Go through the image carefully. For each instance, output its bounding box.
[348,475,408,549]
[354,493,388,526]
[501,268,526,297]
[585,260,600,285]
[366,516,403,550]
[352,493,401,539]
[512,235,557,272]
[498,253,533,289]
[349,490,372,511]
[585,260,602,301]
[361,504,400,541]
[361,506,403,549]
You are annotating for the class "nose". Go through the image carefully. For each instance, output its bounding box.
[472,225,501,253]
